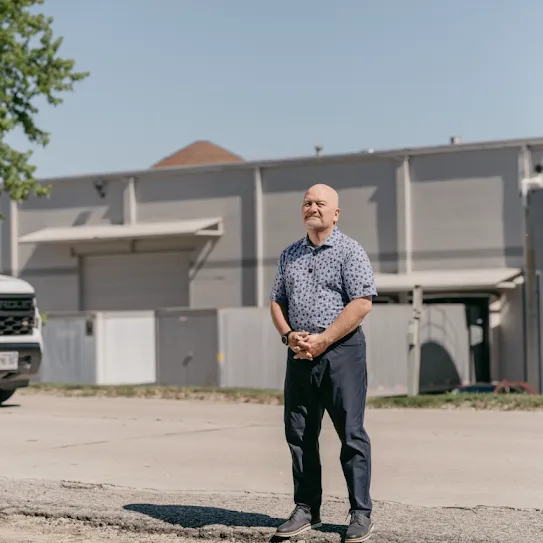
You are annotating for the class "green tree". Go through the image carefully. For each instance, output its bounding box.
[0,0,89,201]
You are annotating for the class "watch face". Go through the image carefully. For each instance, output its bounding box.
[282,335,288,344]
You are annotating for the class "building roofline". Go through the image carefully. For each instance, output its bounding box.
[36,135,543,185]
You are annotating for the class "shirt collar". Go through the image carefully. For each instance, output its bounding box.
[303,225,341,248]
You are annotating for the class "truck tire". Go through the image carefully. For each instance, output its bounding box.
[0,390,15,405]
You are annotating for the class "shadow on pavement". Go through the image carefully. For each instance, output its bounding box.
[0,403,20,409]
[124,503,344,536]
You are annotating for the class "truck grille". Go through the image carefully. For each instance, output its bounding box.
[0,295,36,336]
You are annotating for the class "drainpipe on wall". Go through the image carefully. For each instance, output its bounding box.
[254,167,264,307]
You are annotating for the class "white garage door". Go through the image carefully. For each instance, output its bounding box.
[81,252,190,311]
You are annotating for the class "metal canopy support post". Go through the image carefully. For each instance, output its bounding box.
[407,285,423,396]
[520,168,543,393]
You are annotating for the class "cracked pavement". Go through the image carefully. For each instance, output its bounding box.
[0,394,541,542]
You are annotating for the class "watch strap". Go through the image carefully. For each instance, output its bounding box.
[282,330,292,344]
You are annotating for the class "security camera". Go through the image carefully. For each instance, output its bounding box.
[92,179,108,198]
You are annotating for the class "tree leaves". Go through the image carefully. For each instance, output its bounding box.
[0,0,89,201]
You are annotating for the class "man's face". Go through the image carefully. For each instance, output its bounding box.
[301,187,339,232]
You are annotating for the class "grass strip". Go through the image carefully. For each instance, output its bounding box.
[19,383,543,410]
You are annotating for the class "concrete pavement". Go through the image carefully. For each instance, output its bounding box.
[1,395,542,508]
[0,394,542,542]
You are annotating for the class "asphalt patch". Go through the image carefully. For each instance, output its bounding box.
[0,478,541,542]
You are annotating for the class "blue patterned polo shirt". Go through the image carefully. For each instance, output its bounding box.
[269,226,378,334]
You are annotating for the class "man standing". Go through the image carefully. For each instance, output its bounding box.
[270,184,377,542]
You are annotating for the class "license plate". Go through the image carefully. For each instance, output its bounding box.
[0,352,18,371]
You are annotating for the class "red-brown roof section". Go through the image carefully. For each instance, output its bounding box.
[151,140,244,168]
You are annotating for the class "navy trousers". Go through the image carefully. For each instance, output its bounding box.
[283,327,372,517]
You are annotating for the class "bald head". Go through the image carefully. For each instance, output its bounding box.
[304,184,339,208]
[301,183,340,236]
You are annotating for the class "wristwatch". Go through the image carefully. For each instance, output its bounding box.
[281,330,292,345]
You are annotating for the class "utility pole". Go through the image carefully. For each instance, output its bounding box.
[520,167,543,393]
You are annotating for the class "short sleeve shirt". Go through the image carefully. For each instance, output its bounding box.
[269,226,377,334]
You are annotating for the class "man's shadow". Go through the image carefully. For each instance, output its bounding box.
[124,504,344,539]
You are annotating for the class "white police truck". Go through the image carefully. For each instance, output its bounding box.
[0,275,43,405]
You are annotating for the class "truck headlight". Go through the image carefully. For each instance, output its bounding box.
[33,304,42,330]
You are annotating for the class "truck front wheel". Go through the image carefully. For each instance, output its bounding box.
[0,390,15,405]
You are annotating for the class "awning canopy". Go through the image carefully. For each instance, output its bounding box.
[18,217,223,244]
[374,267,522,294]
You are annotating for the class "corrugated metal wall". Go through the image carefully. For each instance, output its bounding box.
[216,304,469,394]
[163,304,469,394]
[348,303,469,396]
[17,141,533,315]
[218,308,288,389]
[42,304,470,394]
[362,305,411,396]
[39,312,156,385]
[155,308,220,387]
[96,311,156,385]
[261,159,400,280]
[136,168,256,308]
[418,304,470,392]
[409,148,522,271]
[498,287,526,382]
[40,314,97,384]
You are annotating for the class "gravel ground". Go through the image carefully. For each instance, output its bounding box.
[0,515,195,543]
[0,478,541,543]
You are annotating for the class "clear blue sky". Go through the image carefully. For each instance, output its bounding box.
[9,0,543,178]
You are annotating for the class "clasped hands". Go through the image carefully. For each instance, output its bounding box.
[288,331,330,360]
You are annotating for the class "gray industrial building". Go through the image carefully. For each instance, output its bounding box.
[1,137,542,392]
